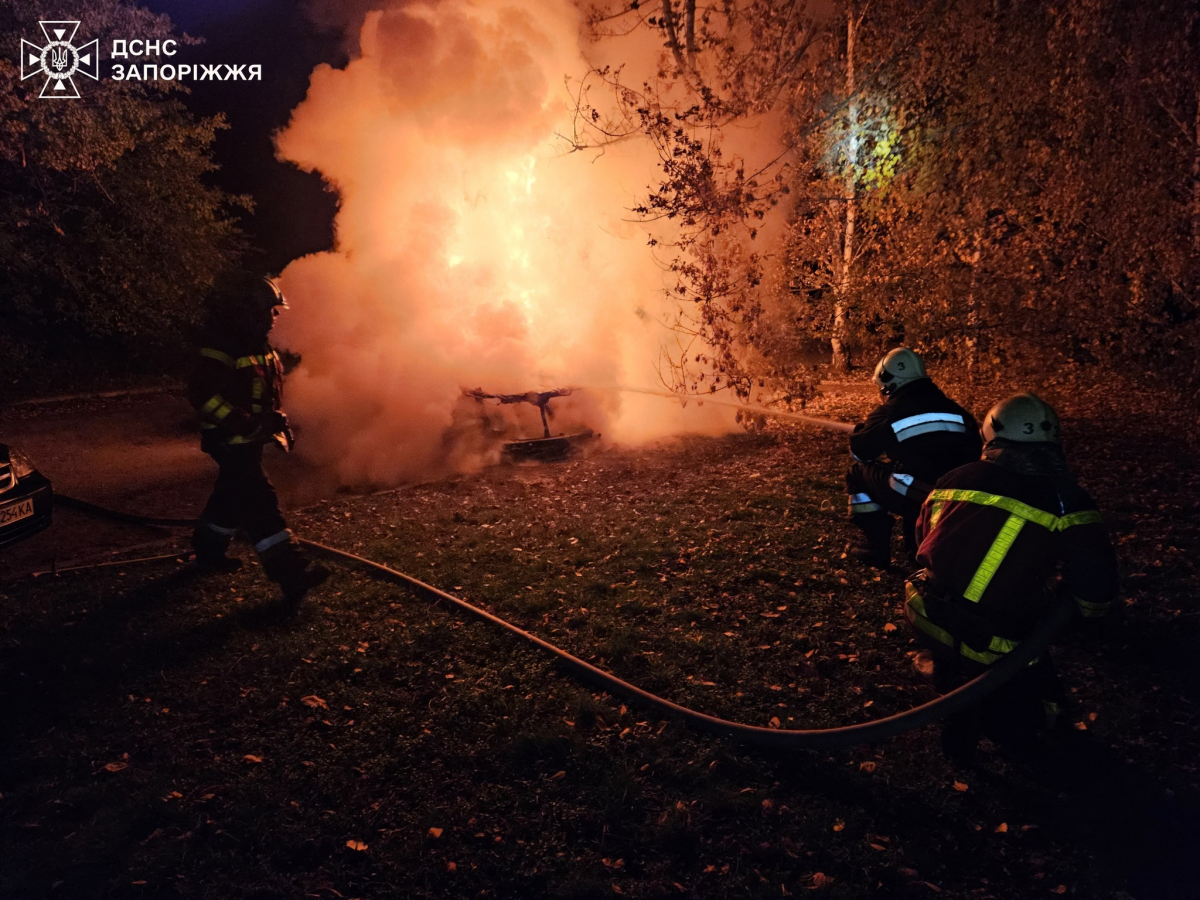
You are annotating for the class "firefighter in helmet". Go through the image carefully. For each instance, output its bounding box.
[846,348,981,567]
[187,273,329,604]
[904,393,1117,763]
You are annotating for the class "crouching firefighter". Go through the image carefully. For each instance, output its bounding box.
[188,274,330,605]
[847,348,981,567]
[904,393,1118,763]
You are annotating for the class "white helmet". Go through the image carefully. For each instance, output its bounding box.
[873,348,928,396]
[982,393,1061,444]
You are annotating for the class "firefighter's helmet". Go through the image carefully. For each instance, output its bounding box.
[252,276,288,312]
[982,393,1061,444]
[873,348,928,396]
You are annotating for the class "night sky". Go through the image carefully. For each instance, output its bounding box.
[138,0,348,271]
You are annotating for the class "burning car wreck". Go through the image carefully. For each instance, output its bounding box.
[462,388,599,461]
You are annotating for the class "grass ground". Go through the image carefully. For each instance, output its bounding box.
[1,381,1198,899]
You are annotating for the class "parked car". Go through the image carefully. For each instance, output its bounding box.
[0,443,53,548]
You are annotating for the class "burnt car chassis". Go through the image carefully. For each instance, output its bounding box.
[462,388,597,460]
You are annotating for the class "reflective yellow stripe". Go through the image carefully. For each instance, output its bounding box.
[200,395,225,415]
[1058,510,1103,528]
[251,380,263,399]
[211,402,233,421]
[1075,598,1111,618]
[926,489,1058,529]
[236,354,267,369]
[200,348,236,367]
[963,513,1027,602]
[988,634,1019,654]
[928,500,946,531]
[925,489,1102,532]
[907,605,1004,665]
[906,582,1013,666]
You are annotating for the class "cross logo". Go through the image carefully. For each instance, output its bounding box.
[20,21,100,99]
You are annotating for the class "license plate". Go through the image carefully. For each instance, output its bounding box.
[0,498,34,527]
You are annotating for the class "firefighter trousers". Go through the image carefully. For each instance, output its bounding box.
[933,654,1067,763]
[846,461,933,557]
[194,443,289,561]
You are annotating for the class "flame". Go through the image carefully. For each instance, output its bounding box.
[273,0,734,485]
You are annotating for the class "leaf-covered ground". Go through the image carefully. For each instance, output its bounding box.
[1,380,1198,899]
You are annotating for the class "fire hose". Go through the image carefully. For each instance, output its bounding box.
[48,492,1076,751]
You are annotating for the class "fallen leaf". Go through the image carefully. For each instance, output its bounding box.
[898,867,919,877]
[302,695,328,710]
[811,872,834,888]
[1052,887,1067,895]
[995,823,1008,833]
[428,827,443,839]
[346,839,368,852]
[952,781,969,792]
[102,762,128,773]
[243,755,263,764]
[859,761,877,773]
[883,623,898,632]
[446,861,457,872]
[832,819,845,832]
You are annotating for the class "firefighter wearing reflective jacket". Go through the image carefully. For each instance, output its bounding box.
[847,348,981,567]
[187,274,329,605]
[904,393,1117,763]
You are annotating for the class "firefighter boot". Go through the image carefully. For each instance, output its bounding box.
[260,539,330,606]
[850,512,892,569]
[192,521,243,574]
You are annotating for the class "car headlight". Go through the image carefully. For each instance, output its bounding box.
[8,449,37,479]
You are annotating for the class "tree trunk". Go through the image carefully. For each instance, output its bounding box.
[660,1,689,76]
[1192,87,1200,258]
[964,231,983,374]
[831,7,857,373]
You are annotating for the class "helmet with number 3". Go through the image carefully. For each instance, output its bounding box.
[872,347,928,396]
[982,393,1061,444]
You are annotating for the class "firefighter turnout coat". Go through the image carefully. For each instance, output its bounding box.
[851,380,981,482]
[905,453,1118,667]
[847,380,981,515]
[188,341,284,451]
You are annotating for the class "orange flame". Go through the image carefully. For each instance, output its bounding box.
[274,0,734,484]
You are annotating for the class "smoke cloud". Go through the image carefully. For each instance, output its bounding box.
[274,0,738,485]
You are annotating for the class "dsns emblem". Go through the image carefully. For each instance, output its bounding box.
[20,21,100,99]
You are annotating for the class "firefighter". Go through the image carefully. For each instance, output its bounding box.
[188,273,329,605]
[904,393,1117,763]
[846,348,981,567]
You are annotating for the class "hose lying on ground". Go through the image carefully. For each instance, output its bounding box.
[55,494,197,528]
[52,493,1075,751]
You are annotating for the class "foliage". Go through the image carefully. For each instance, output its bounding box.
[575,1,827,405]
[584,0,1200,400]
[805,0,1200,386]
[0,0,249,391]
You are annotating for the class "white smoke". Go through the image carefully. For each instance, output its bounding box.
[274,0,741,485]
